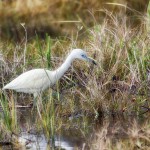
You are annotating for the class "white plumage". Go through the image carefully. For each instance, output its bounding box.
[3,69,54,97]
[3,49,96,98]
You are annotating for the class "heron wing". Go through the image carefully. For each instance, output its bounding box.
[3,69,54,93]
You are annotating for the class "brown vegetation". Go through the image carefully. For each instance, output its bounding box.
[0,0,149,40]
[0,1,149,149]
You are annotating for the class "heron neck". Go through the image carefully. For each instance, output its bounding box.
[53,55,73,81]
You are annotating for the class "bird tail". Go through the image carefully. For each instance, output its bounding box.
[2,85,8,90]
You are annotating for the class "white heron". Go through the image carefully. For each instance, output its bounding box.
[3,49,96,98]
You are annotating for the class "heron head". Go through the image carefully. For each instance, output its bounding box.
[71,49,97,65]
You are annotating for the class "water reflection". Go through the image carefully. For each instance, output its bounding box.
[18,108,86,150]
[20,132,76,150]
[0,107,149,150]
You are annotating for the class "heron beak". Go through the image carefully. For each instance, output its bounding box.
[87,57,97,65]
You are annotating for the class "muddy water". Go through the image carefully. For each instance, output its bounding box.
[0,107,90,150]
[0,107,149,150]
[17,108,90,150]
[20,131,83,150]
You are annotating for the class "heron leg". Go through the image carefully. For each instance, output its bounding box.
[31,93,43,119]
[36,93,43,119]
[33,92,43,109]
[33,93,38,108]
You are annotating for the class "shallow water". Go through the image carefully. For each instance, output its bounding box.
[0,107,149,150]
[20,132,81,150]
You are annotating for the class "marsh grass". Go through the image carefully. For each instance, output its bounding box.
[0,92,19,147]
[42,92,55,148]
[46,34,52,69]
[0,0,79,40]
[0,93,12,132]
[0,9,150,149]
[89,119,150,150]
[2,0,142,40]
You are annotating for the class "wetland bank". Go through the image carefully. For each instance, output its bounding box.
[0,0,150,149]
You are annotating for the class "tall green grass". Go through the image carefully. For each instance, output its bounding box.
[46,34,52,69]
[34,34,56,148]
[0,92,18,141]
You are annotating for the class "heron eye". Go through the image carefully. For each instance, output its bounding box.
[81,54,86,58]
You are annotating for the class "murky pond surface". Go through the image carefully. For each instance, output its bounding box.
[0,106,149,150]
[20,132,75,150]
